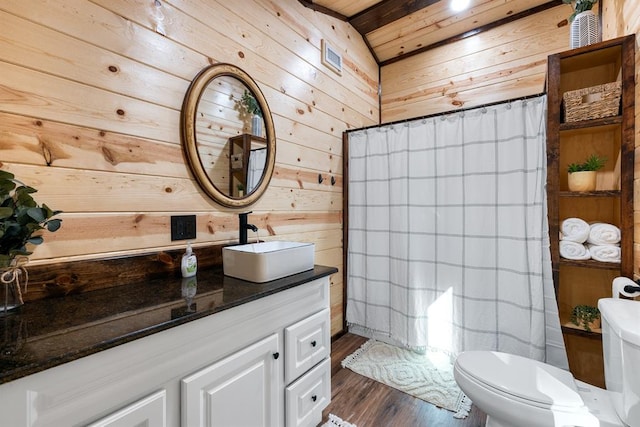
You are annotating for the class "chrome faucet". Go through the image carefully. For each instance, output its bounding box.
[238,211,258,245]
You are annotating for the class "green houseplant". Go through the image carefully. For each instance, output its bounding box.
[239,90,262,118]
[564,0,600,49]
[1,170,62,311]
[567,154,606,191]
[562,0,598,22]
[570,305,600,332]
[0,170,62,267]
[235,90,263,136]
[567,154,606,173]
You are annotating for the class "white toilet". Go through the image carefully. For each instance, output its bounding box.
[454,298,640,427]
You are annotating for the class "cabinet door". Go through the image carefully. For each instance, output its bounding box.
[86,390,166,427]
[181,333,281,427]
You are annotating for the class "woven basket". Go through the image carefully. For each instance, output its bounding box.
[563,81,622,122]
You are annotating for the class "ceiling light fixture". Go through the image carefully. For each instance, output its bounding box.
[451,0,471,12]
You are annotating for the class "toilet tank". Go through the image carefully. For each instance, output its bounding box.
[598,298,640,427]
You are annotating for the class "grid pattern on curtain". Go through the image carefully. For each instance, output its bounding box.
[346,96,567,367]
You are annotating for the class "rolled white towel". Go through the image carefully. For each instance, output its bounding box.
[559,241,591,260]
[561,218,590,243]
[587,223,621,245]
[587,244,621,263]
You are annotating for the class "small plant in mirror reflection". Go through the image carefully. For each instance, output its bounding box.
[238,90,262,118]
[0,170,62,268]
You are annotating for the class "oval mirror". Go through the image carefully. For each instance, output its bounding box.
[181,64,276,208]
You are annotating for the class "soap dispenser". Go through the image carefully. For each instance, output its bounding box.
[181,242,197,278]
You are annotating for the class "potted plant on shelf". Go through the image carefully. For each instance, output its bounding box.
[563,0,600,48]
[570,304,601,332]
[0,170,62,313]
[238,90,263,137]
[567,154,606,192]
[563,0,598,22]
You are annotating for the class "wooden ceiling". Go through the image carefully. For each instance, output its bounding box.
[300,0,565,65]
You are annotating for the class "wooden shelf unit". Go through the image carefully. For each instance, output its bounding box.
[546,34,635,388]
[228,133,267,197]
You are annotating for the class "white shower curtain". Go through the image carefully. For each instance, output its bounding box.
[347,96,567,368]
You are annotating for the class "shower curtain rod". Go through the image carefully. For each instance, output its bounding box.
[345,92,546,134]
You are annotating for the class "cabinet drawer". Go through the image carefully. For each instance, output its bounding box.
[285,308,330,383]
[285,357,331,427]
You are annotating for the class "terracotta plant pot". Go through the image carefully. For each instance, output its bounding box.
[568,171,597,192]
[587,317,601,331]
[572,317,600,332]
[571,305,601,332]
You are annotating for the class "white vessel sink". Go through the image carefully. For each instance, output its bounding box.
[222,241,315,283]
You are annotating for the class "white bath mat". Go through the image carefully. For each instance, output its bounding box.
[341,340,472,418]
[321,413,357,427]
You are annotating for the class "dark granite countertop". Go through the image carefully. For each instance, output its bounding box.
[0,265,337,384]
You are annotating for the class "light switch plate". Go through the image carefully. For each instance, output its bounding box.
[171,215,196,241]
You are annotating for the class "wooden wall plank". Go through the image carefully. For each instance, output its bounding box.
[0,61,179,143]
[380,5,570,122]
[0,163,342,214]
[369,0,562,63]
[0,111,343,195]
[0,9,189,111]
[94,0,377,127]
[312,0,378,18]
[23,212,341,261]
[0,0,207,81]
[384,73,546,120]
[0,112,187,177]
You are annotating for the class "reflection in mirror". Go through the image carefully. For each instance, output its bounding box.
[247,148,267,193]
[181,64,275,208]
[195,76,267,197]
[228,134,267,198]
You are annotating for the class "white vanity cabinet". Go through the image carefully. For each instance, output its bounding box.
[0,275,331,427]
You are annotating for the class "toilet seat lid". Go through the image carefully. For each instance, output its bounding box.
[456,351,584,409]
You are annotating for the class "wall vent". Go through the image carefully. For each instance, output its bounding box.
[321,39,342,75]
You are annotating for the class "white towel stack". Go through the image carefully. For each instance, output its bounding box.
[559,219,621,263]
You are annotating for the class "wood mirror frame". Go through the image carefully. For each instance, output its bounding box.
[181,63,276,208]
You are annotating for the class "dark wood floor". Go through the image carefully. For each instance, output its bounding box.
[320,333,487,427]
